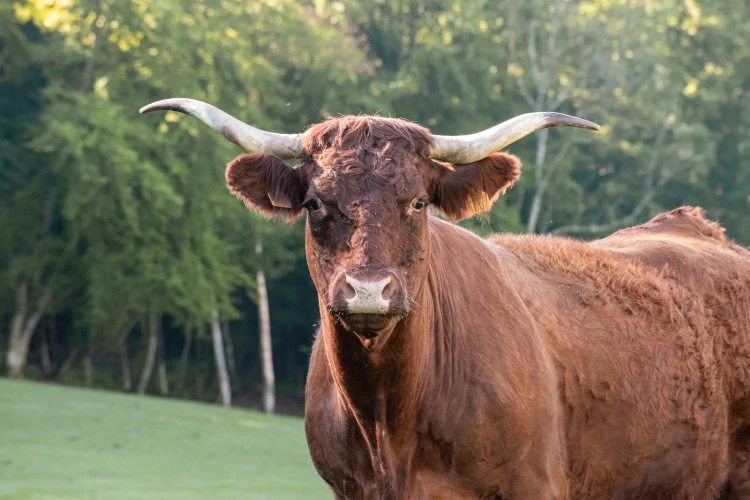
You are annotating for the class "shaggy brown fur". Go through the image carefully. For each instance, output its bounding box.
[221,115,750,499]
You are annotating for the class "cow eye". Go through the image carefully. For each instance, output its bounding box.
[411,198,426,211]
[307,198,322,211]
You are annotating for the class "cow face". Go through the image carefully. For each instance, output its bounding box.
[225,117,520,350]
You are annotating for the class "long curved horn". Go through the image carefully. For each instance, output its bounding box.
[429,112,600,164]
[139,98,304,160]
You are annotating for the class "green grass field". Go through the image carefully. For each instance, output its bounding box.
[0,379,330,500]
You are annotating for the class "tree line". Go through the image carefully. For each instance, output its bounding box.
[1,0,748,414]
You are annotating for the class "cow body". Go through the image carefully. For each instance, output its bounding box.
[141,102,750,498]
[305,207,750,499]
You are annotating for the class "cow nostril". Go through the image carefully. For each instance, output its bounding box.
[341,276,357,301]
[380,275,397,301]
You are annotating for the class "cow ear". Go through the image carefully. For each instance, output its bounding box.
[225,153,309,221]
[427,153,521,221]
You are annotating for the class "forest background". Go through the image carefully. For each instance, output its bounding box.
[2,0,748,415]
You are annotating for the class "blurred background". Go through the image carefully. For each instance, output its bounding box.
[1,0,749,497]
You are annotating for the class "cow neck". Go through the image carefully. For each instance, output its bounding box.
[320,217,479,497]
[320,293,430,496]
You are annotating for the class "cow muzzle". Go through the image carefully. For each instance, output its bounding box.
[345,275,393,314]
[329,270,407,338]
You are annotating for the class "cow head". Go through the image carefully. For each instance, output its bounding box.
[140,99,598,351]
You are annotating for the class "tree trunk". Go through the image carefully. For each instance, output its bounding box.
[256,242,275,414]
[120,346,132,391]
[222,320,238,393]
[8,283,30,378]
[117,323,134,392]
[58,345,78,379]
[40,333,51,376]
[83,355,93,386]
[157,330,169,396]
[7,293,27,377]
[526,129,549,233]
[157,360,169,396]
[211,305,231,407]
[7,282,51,378]
[137,314,159,395]
[176,326,193,396]
[6,343,27,379]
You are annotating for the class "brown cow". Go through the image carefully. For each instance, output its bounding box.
[140,99,750,499]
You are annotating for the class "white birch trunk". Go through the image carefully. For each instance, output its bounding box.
[157,330,169,396]
[7,283,51,378]
[211,304,231,407]
[6,347,26,379]
[158,359,169,396]
[137,315,158,395]
[256,242,275,414]
[222,320,238,392]
[8,187,57,378]
[526,129,549,233]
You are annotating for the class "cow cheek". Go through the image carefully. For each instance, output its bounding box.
[397,233,429,298]
[402,251,428,295]
[305,234,333,297]
[308,251,339,299]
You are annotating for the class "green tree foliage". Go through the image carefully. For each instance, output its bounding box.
[0,0,748,406]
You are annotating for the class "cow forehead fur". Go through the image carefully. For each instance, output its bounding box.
[299,116,439,210]
[300,115,434,158]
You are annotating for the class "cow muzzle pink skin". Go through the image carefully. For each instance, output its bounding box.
[328,270,407,346]
[345,275,393,314]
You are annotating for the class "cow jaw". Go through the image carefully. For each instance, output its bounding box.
[338,313,401,352]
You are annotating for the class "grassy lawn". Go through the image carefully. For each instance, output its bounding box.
[0,379,330,500]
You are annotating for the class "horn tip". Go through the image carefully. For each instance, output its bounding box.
[585,119,602,131]
[139,98,192,115]
[547,112,601,132]
[139,102,162,115]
